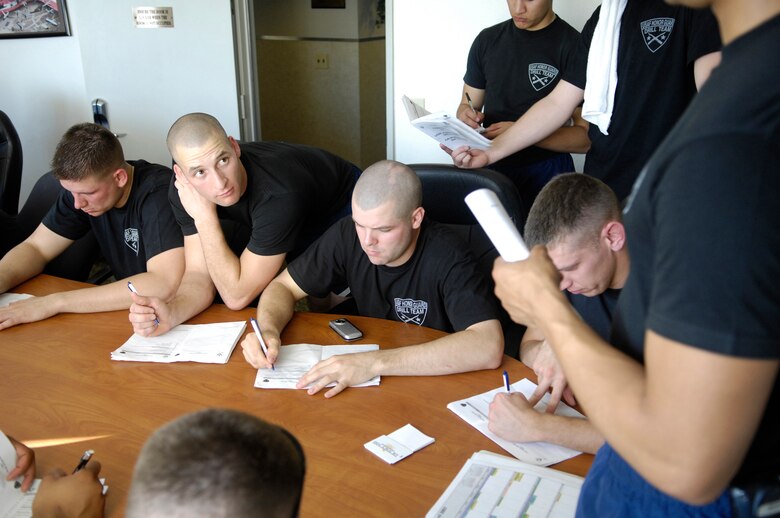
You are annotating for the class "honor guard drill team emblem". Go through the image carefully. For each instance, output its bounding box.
[394,298,429,326]
[528,63,559,92]
[640,18,675,53]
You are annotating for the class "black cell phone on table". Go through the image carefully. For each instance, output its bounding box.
[329,318,363,341]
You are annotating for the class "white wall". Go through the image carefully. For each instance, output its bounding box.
[388,0,601,168]
[1,0,240,209]
[0,28,90,206]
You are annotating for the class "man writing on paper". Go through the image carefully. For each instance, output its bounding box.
[26,409,306,517]
[0,123,184,329]
[490,0,780,514]
[457,0,589,215]
[448,0,721,203]
[128,113,359,335]
[241,160,504,398]
[488,173,628,454]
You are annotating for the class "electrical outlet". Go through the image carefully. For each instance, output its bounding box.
[315,53,329,69]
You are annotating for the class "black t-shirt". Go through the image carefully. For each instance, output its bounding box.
[42,160,183,280]
[567,289,620,341]
[562,0,721,201]
[465,16,580,167]
[612,14,780,484]
[169,141,356,257]
[288,218,500,333]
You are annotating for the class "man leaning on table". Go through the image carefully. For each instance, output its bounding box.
[241,160,504,398]
[0,123,184,330]
[128,112,359,336]
[489,173,628,455]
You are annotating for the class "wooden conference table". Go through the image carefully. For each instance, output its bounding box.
[0,275,593,517]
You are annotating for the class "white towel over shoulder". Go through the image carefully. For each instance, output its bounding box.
[582,0,628,135]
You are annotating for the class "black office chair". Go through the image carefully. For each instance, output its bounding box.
[0,110,23,216]
[8,172,105,283]
[409,164,527,358]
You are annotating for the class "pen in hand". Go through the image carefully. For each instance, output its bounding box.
[73,449,94,474]
[249,317,274,370]
[503,370,511,393]
[465,92,478,118]
[127,281,160,326]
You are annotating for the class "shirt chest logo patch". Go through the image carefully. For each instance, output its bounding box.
[640,18,675,53]
[394,297,428,326]
[124,228,140,255]
[528,63,559,91]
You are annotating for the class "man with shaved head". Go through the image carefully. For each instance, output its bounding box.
[241,160,504,398]
[129,113,359,336]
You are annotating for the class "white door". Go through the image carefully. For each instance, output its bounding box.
[69,0,244,166]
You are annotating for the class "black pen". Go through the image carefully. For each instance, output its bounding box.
[73,449,94,474]
[465,92,477,118]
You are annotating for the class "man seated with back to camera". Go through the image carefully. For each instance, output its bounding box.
[241,160,504,398]
[19,408,305,518]
[0,123,184,330]
[489,173,629,454]
[128,113,360,336]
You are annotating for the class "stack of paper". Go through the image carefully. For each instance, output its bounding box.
[448,378,585,466]
[111,321,246,364]
[402,95,492,150]
[427,450,583,518]
[254,343,380,389]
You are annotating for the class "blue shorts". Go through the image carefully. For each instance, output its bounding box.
[577,442,732,517]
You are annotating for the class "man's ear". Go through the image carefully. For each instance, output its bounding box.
[113,167,129,188]
[172,163,188,184]
[603,221,626,251]
[228,136,241,158]
[411,207,425,230]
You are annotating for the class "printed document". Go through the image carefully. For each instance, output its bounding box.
[254,343,380,389]
[426,450,582,518]
[111,321,246,364]
[448,378,584,466]
[402,95,492,150]
[0,431,38,518]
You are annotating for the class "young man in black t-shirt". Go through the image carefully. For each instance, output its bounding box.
[488,174,627,455]
[491,1,780,515]
[449,0,722,202]
[0,123,184,330]
[458,0,589,214]
[128,113,358,337]
[241,160,504,398]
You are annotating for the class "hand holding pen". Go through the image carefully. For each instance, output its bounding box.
[249,317,274,370]
[127,282,160,326]
[32,450,105,517]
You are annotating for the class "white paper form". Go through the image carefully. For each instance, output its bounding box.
[254,343,380,389]
[0,293,33,308]
[448,378,584,466]
[0,432,40,518]
[426,450,582,518]
[402,95,492,150]
[365,424,435,464]
[111,321,246,364]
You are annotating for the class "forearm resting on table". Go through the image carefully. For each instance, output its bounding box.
[536,414,604,454]
[163,270,216,328]
[374,320,503,377]
[0,242,51,293]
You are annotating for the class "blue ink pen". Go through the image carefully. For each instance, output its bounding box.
[127,281,159,326]
[73,449,94,474]
[250,317,274,370]
[503,370,511,393]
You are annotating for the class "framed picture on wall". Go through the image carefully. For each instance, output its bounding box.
[311,0,346,8]
[0,0,71,39]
